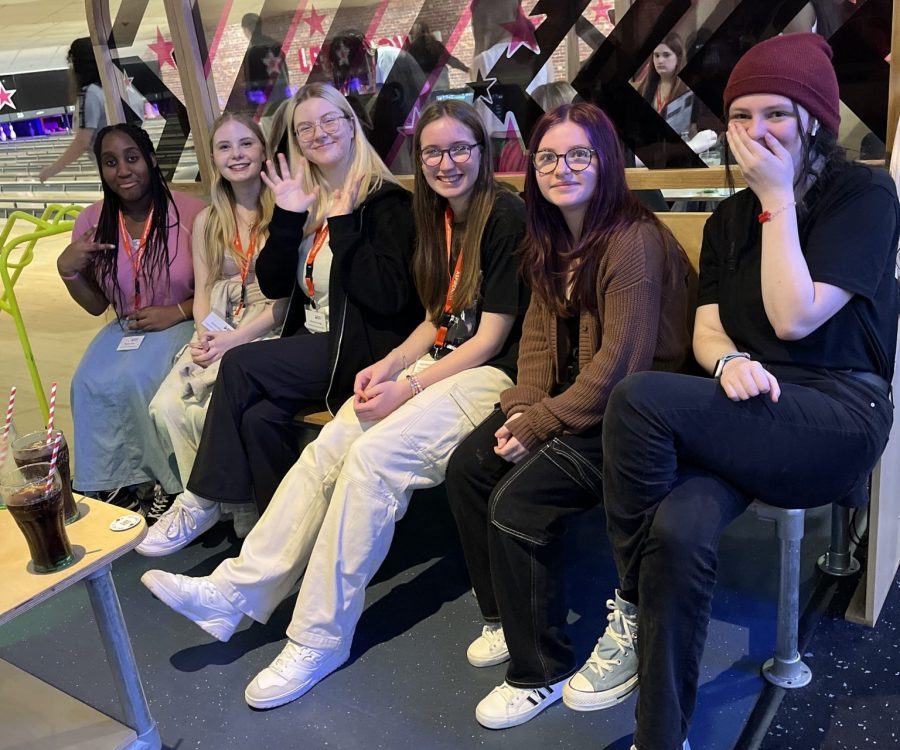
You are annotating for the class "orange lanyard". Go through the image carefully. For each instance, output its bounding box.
[655,88,669,114]
[118,208,154,310]
[433,208,464,349]
[232,219,259,317]
[304,225,329,299]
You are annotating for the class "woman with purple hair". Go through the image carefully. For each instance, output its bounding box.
[444,101,691,729]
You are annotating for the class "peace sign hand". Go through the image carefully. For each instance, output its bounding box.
[260,153,320,214]
[58,225,116,277]
[328,173,365,218]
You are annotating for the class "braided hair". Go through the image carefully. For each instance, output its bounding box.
[91,123,179,317]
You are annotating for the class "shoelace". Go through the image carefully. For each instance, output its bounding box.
[159,502,201,539]
[147,489,171,519]
[583,599,636,677]
[493,682,547,708]
[481,625,506,651]
[271,642,324,676]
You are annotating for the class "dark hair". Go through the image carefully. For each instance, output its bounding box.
[640,32,686,105]
[67,38,101,91]
[412,99,496,321]
[522,102,671,315]
[241,13,260,31]
[91,123,179,317]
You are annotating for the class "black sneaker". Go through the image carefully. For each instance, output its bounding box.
[144,486,176,526]
[98,487,140,511]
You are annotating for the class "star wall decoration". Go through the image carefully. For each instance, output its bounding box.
[501,8,546,56]
[0,82,17,110]
[303,6,327,37]
[149,28,176,69]
[467,71,497,105]
[263,50,283,76]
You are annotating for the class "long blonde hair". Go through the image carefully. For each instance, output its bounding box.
[204,112,274,290]
[412,100,496,321]
[285,82,397,234]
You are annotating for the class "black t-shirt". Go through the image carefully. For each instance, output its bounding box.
[698,164,900,379]
[431,189,530,378]
[552,311,581,394]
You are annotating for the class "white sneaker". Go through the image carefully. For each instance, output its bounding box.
[141,569,243,641]
[135,492,220,557]
[564,591,639,711]
[467,625,510,667]
[244,641,350,709]
[475,677,568,729]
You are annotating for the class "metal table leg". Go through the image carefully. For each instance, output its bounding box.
[84,564,161,750]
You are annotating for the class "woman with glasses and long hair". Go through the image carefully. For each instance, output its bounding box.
[566,35,898,750]
[58,123,206,504]
[444,101,690,729]
[147,112,284,527]
[141,98,530,711]
[136,82,422,556]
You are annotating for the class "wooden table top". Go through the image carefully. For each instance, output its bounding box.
[0,496,146,625]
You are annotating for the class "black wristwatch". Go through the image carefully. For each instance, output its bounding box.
[713,352,751,380]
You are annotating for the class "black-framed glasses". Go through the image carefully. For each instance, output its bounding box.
[420,143,482,167]
[532,147,596,175]
[295,112,351,143]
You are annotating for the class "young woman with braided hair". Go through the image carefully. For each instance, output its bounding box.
[58,123,205,506]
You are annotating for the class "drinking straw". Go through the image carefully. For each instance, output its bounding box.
[46,381,57,442]
[0,385,15,468]
[45,431,61,496]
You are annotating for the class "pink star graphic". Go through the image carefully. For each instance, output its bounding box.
[0,82,17,110]
[397,102,422,137]
[262,50,283,76]
[501,8,545,57]
[123,73,134,89]
[589,1,611,24]
[503,112,520,140]
[303,6,327,37]
[149,28,176,69]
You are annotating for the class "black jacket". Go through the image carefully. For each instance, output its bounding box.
[255,182,423,413]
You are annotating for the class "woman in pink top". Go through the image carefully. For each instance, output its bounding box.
[57,123,205,507]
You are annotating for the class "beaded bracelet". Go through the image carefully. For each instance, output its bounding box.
[406,374,423,396]
[758,201,796,224]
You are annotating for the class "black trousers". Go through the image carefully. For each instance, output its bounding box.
[446,408,604,688]
[187,333,331,511]
[603,368,892,750]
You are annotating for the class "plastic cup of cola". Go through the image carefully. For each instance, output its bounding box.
[12,429,79,523]
[1,462,75,574]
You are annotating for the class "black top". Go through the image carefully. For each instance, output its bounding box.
[698,164,900,380]
[256,182,424,412]
[432,189,529,379]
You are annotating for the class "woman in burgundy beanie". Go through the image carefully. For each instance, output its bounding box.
[562,32,899,750]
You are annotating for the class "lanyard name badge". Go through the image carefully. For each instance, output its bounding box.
[304,224,330,333]
[433,208,464,356]
[118,208,154,312]
[232,216,259,321]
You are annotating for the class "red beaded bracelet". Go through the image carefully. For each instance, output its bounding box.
[758,201,796,224]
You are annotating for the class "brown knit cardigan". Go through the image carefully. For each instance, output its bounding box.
[501,220,691,450]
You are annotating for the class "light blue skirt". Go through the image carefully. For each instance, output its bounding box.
[71,319,194,493]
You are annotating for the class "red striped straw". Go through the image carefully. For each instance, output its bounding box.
[45,381,57,442]
[0,385,15,467]
[45,431,62,495]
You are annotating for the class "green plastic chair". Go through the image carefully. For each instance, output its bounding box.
[0,204,83,421]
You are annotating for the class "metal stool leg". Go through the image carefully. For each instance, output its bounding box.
[818,504,861,576]
[84,565,161,750]
[753,504,812,688]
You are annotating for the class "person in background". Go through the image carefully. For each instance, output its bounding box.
[141,99,530,713]
[148,113,284,531]
[135,82,421,557]
[566,34,899,750]
[40,38,145,182]
[446,102,690,729]
[58,123,206,509]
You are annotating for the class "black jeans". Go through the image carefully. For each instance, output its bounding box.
[446,408,604,688]
[187,333,330,511]
[603,368,892,750]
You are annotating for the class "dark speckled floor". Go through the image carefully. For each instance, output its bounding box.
[6,487,884,750]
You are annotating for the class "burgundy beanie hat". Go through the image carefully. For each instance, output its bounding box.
[723,33,840,135]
